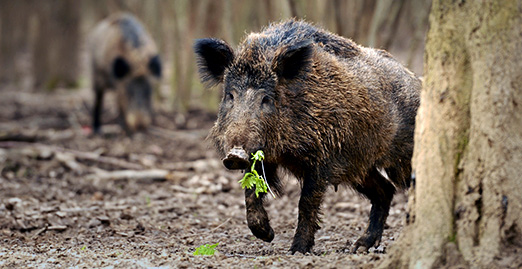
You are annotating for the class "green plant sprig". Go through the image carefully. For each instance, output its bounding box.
[238,150,275,198]
[193,243,219,256]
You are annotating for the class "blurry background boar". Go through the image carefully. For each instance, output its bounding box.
[195,19,421,254]
[89,13,162,133]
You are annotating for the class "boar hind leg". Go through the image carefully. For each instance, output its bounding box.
[92,85,104,134]
[290,174,327,254]
[351,167,396,253]
[245,188,274,242]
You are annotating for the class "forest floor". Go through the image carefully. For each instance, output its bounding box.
[0,86,408,268]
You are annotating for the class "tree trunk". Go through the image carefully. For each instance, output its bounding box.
[0,0,30,85]
[367,0,405,48]
[33,0,80,90]
[0,1,17,84]
[381,1,522,268]
[32,1,51,89]
[171,0,202,113]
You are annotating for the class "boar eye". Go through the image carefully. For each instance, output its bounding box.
[149,55,162,77]
[225,92,234,101]
[113,57,131,79]
[261,96,273,107]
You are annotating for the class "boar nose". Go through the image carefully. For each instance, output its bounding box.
[125,112,151,132]
[223,146,250,170]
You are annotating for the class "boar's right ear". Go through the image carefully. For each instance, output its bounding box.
[272,39,314,81]
[194,38,234,86]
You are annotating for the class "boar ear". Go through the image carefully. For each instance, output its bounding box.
[113,57,131,79]
[148,55,162,78]
[194,38,234,86]
[272,39,314,80]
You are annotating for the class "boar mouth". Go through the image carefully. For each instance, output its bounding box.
[223,146,250,170]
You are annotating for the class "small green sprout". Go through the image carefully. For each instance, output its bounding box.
[193,243,219,256]
[238,150,275,198]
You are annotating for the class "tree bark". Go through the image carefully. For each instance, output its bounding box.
[33,0,80,90]
[0,1,18,84]
[381,1,522,268]
[367,0,405,48]
[32,1,51,89]
[0,0,30,85]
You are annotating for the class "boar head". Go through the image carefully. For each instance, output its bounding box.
[194,38,314,169]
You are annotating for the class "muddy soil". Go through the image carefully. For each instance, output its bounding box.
[0,87,407,268]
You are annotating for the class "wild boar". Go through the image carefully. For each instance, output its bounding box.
[194,19,421,254]
[89,12,161,133]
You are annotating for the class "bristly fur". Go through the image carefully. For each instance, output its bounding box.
[194,18,421,254]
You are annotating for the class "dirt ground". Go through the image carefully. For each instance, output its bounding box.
[0,86,408,268]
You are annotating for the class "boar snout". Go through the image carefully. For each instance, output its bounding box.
[223,146,250,170]
[125,111,151,132]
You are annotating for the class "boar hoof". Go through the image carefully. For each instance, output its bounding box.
[92,127,101,135]
[350,234,380,253]
[247,216,274,242]
[223,147,250,170]
[248,223,274,242]
[289,240,313,254]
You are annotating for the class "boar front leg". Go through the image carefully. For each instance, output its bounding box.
[244,162,281,242]
[290,174,327,254]
[245,187,274,242]
[92,84,104,134]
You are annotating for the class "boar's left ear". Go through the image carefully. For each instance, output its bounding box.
[148,55,162,78]
[194,38,234,86]
[272,39,314,80]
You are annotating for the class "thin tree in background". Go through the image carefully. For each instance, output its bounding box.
[0,0,30,86]
[33,0,80,90]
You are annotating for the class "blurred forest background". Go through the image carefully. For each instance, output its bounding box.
[0,0,431,115]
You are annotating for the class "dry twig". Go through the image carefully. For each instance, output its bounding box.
[0,141,143,170]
